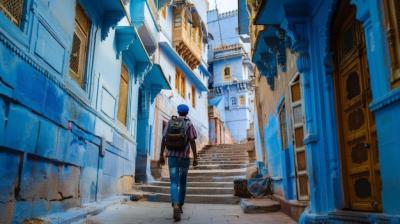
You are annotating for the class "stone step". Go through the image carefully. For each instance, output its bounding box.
[161,175,244,182]
[198,159,249,164]
[188,169,246,177]
[198,155,249,159]
[198,161,249,165]
[137,185,234,195]
[200,148,248,152]
[149,181,234,188]
[240,198,281,214]
[191,164,250,170]
[126,192,240,204]
[198,154,249,158]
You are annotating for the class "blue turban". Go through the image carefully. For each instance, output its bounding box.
[177,104,189,114]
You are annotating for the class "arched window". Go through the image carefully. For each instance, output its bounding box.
[223,66,232,81]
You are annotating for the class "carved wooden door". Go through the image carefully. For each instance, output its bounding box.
[332,0,381,212]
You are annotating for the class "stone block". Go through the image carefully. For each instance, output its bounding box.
[15,63,47,113]
[84,141,100,168]
[0,99,5,144]
[36,119,61,160]
[43,82,64,123]
[3,105,39,153]
[19,157,80,202]
[150,160,162,180]
[0,44,17,89]
[80,166,98,204]
[0,150,20,203]
[59,165,81,199]
[117,175,134,194]
[0,201,16,224]
[63,135,85,167]
[240,197,280,214]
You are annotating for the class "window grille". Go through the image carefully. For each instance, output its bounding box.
[69,4,91,88]
[0,0,24,26]
[117,65,129,125]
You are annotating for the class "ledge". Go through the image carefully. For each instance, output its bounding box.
[369,88,400,112]
[160,41,208,91]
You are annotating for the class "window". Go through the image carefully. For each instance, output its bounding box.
[69,4,91,88]
[290,75,309,200]
[175,69,186,98]
[383,0,400,88]
[231,97,237,106]
[0,0,24,26]
[223,66,232,81]
[117,65,129,126]
[191,85,196,108]
[239,96,246,106]
[279,104,288,149]
[174,10,182,27]
[161,6,166,19]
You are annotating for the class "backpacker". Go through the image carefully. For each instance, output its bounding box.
[165,116,189,151]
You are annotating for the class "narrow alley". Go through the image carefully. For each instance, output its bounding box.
[84,143,294,224]
[1,0,400,223]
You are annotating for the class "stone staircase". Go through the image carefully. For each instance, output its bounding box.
[128,143,255,204]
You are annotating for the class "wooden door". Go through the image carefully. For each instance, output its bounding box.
[290,75,309,201]
[331,0,381,211]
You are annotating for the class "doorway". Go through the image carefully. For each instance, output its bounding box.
[331,0,381,212]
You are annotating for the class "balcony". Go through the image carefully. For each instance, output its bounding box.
[172,7,203,69]
[131,0,161,55]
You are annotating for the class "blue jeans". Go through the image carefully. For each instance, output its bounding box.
[168,156,190,206]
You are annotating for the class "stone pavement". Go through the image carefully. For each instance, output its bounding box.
[84,201,295,224]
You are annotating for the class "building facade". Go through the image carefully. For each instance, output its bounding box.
[208,9,254,144]
[0,0,170,223]
[246,0,400,222]
[142,0,211,180]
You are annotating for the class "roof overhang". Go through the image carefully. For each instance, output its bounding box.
[144,64,171,90]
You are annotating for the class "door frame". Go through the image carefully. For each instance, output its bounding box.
[330,0,381,211]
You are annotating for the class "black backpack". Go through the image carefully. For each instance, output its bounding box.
[165,116,189,151]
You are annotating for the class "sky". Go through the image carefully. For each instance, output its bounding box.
[208,0,238,12]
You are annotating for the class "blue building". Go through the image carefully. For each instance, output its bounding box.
[207,9,254,144]
[137,0,211,181]
[0,0,169,222]
[247,0,400,222]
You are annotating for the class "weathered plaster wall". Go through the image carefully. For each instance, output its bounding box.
[0,0,140,222]
[255,50,298,200]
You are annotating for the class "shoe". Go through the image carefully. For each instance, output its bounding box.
[173,204,181,221]
[179,204,183,214]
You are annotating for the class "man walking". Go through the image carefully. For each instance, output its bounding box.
[158,104,199,221]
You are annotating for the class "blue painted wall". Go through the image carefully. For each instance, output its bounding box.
[0,0,161,222]
[251,0,400,222]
